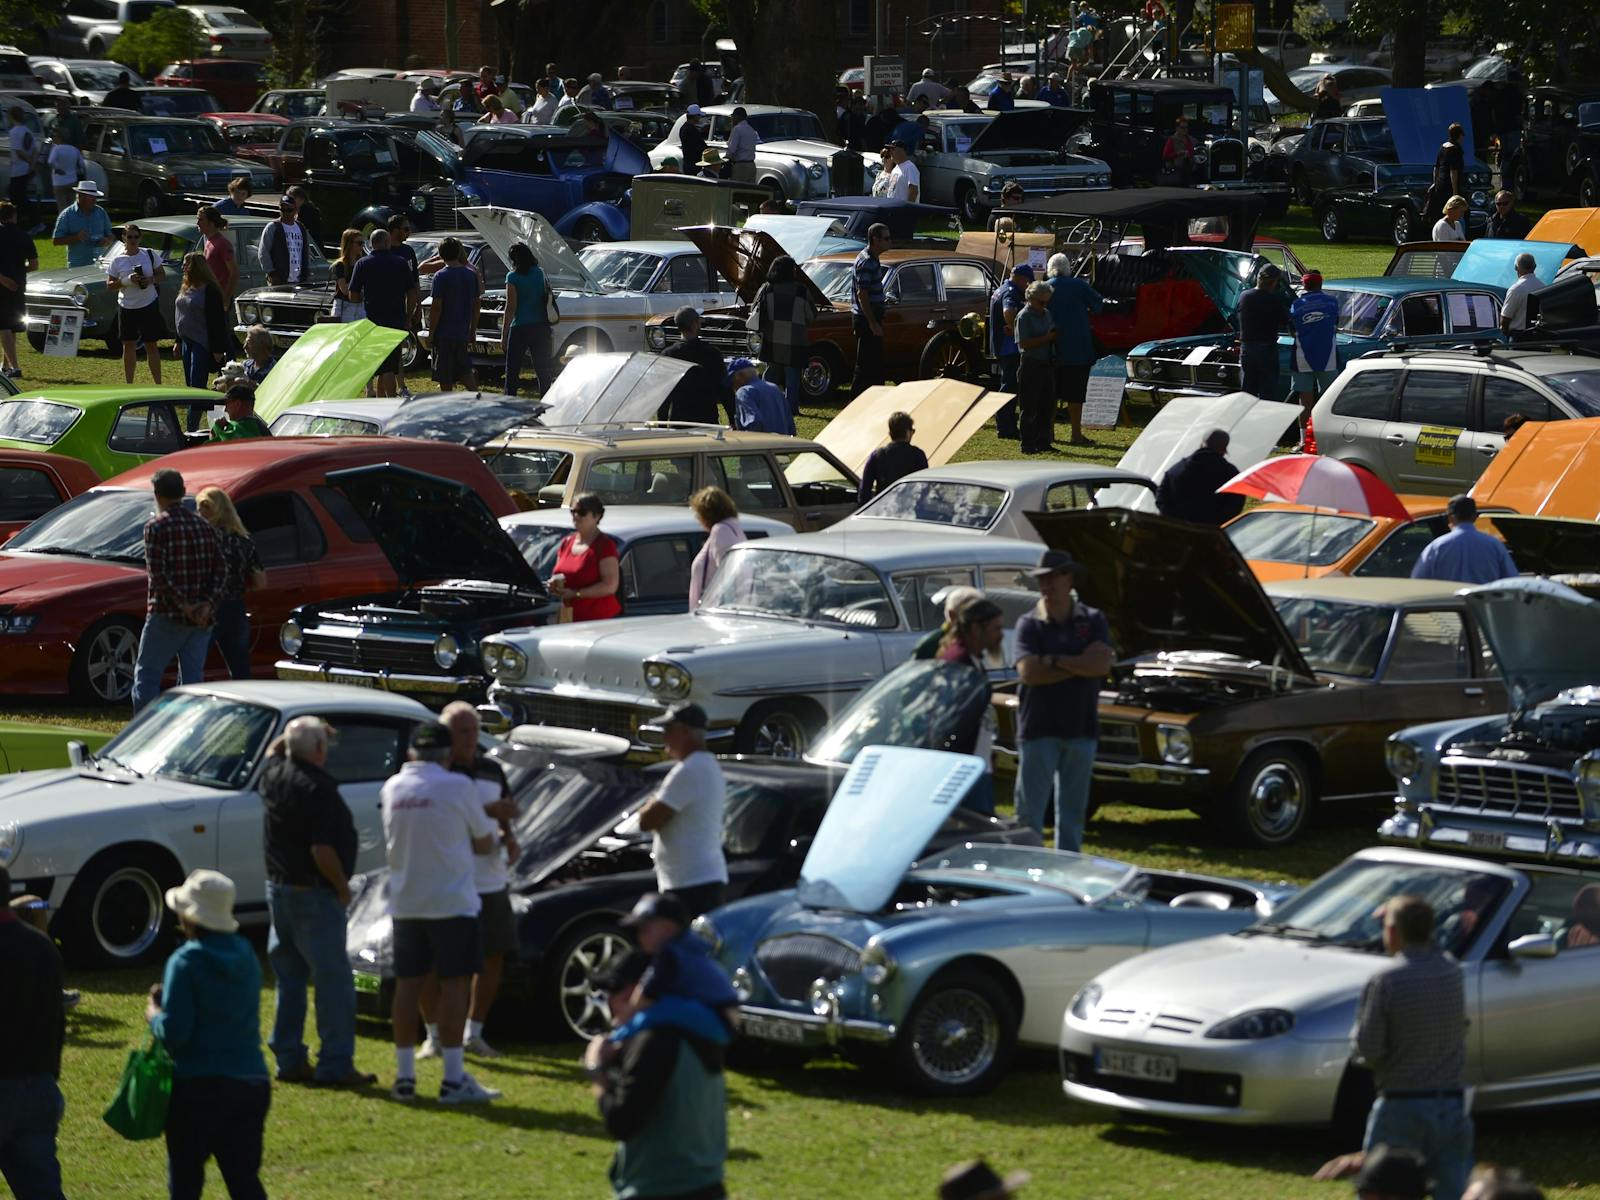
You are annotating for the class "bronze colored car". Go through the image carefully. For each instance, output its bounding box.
[1024,508,1509,847]
[644,226,1002,400]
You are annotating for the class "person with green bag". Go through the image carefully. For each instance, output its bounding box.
[145,869,271,1200]
[0,864,67,1199]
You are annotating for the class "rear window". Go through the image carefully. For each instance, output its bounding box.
[1226,510,1375,566]
[0,400,82,446]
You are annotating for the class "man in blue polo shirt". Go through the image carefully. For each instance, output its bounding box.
[348,228,419,397]
[850,222,889,398]
[1289,269,1340,447]
[1013,550,1114,851]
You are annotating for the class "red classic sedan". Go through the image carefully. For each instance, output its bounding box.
[0,437,519,704]
[0,451,99,544]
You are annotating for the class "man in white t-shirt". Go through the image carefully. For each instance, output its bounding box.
[381,721,501,1105]
[885,141,921,203]
[635,703,728,918]
[107,222,166,384]
[1499,252,1542,334]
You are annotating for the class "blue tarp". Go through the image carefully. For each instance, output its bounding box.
[1452,239,1579,288]
[1381,86,1479,166]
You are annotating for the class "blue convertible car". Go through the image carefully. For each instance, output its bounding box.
[703,746,1291,1096]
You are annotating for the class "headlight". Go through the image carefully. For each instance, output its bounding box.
[808,161,825,179]
[643,659,690,698]
[1205,1008,1295,1039]
[1131,358,1154,380]
[1069,982,1102,1020]
[259,305,274,323]
[0,614,38,634]
[646,326,667,351]
[432,633,460,670]
[859,940,896,986]
[1384,737,1423,784]
[808,977,833,1017]
[731,966,754,1002]
[0,820,19,867]
[279,620,303,654]
[486,643,527,680]
[1156,724,1193,765]
[240,303,258,323]
[1470,190,1487,207]
[70,283,89,306]
[690,914,721,953]
[746,331,763,355]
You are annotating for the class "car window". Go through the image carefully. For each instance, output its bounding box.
[940,262,990,304]
[106,403,183,455]
[0,467,66,525]
[1446,292,1498,333]
[234,492,327,566]
[319,720,406,785]
[1397,370,1469,428]
[1352,518,1448,577]
[663,255,713,293]
[891,569,975,632]
[1503,872,1600,952]
[893,263,938,304]
[1480,377,1554,431]
[1330,370,1398,420]
[979,567,1039,624]
[1382,609,1470,681]
[711,454,783,511]
[620,533,702,603]
[585,455,694,505]
[1397,294,1444,337]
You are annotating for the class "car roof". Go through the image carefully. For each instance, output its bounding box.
[174,679,431,716]
[891,460,1154,488]
[1264,576,1468,605]
[744,528,1043,569]
[499,506,792,538]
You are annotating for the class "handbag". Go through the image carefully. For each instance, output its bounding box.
[544,283,561,325]
[103,1035,173,1141]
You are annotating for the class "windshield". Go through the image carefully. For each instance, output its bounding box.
[94,690,277,789]
[1541,370,1600,417]
[7,488,160,562]
[805,258,856,303]
[912,844,1135,903]
[0,399,81,446]
[1245,856,1509,956]
[747,112,825,141]
[577,247,661,293]
[1271,595,1394,677]
[130,123,228,155]
[856,480,1008,531]
[1327,289,1392,337]
[701,546,896,628]
[809,660,991,765]
[1227,510,1376,566]
[504,523,572,578]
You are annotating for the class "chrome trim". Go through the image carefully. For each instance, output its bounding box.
[736,1004,896,1045]
[275,660,479,696]
[1093,760,1211,785]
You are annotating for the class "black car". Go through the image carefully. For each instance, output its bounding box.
[1506,86,1600,202]
[276,459,558,705]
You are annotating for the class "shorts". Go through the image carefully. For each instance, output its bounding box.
[1291,369,1338,395]
[392,915,482,980]
[118,303,167,343]
[477,888,515,957]
[0,291,22,333]
[431,336,473,385]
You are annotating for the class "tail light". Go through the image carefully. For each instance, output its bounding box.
[1302,409,1318,454]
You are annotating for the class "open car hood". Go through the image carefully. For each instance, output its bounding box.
[533,352,695,426]
[1101,392,1301,512]
[967,105,1092,153]
[1490,514,1600,577]
[1464,575,1600,712]
[380,393,546,446]
[683,225,832,307]
[253,320,409,424]
[1025,507,1315,676]
[324,463,544,591]
[459,205,601,295]
[1451,238,1578,289]
[796,747,984,913]
[813,379,1015,476]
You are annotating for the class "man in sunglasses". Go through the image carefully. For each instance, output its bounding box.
[1486,190,1531,240]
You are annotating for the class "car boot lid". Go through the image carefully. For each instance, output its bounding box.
[251,320,409,424]
[682,224,832,307]
[1463,573,1600,713]
[459,205,604,295]
[813,378,1017,476]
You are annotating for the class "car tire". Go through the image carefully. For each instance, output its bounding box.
[1221,745,1316,847]
[956,182,985,227]
[69,616,140,704]
[138,185,163,219]
[800,343,846,400]
[571,216,608,245]
[735,699,823,759]
[58,847,182,969]
[918,329,977,382]
[1391,208,1416,246]
[1319,206,1345,243]
[547,918,632,1040]
[893,967,1017,1097]
[1292,167,1313,207]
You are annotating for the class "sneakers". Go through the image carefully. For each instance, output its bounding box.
[416,1035,439,1060]
[464,1034,503,1059]
[390,1076,417,1102]
[438,1072,501,1104]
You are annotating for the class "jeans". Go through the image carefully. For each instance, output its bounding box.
[994,353,1020,437]
[0,1074,63,1200]
[132,613,212,712]
[1016,736,1097,851]
[1364,1093,1474,1200]
[165,1076,270,1200]
[267,882,357,1080]
[850,310,884,397]
[1017,356,1055,452]
[1239,341,1280,402]
[209,596,251,679]
[179,336,210,390]
[505,322,555,396]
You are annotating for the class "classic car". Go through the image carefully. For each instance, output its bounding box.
[480,529,1046,758]
[1060,843,1600,1130]
[0,440,517,703]
[555,173,782,245]
[156,61,266,112]
[0,681,437,967]
[23,215,304,353]
[346,665,1043,1035]
[79,113,277,216]
[181,5,275,62]
[1029,507,1508,846]
[1506,86,1600,203]
[27,56,145,103]
[917,107,1110,225]
[710,745,1290,1095]
[199,109,287,156]
[0,450,100,540]
[0,386,220,480]
[648,104,875,201]
[248,88,327,120]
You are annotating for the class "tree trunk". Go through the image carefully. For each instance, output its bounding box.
[720,0,840,131]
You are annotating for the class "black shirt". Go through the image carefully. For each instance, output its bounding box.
[1155,448,1245,526]
[0,225,35,287]
[663,337,733,425]
[0,917,65,1080]
[261,755,357,886]
[1487,209,1532,240]
[1236,286,1288,344]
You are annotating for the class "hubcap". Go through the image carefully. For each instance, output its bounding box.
[752,710,808,759]
[558,930,629,1037]
[87,624,137,702]
[93,866,164,960]
[909,988,999,1087]
[1246,762,1306,841]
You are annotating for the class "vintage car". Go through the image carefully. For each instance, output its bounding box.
[1060,842,1600,1129]
[917,106,1110,224]
[79,112,278,216]
[648,104,875,200]
[23,215,306,354]
[0,681,437,967]
[0,386,221,480]
[710,746,1290,1095]
[1030,507,1509,846]
[481,530,1045,758]
[1506,86,1600,203]
[157,61,268,112]
[0,441,516,703]
[0,450,100,541]
[555,172,782,245]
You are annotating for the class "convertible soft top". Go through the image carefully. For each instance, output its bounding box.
[1004,187,1267,251]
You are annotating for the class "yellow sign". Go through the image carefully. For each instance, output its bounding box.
[1216,3,1256,53]
[1415,425,1462,467]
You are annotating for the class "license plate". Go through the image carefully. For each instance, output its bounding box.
[1096,1047,1178,1083]
[352,971,381,994]
[742,1015,807,1044]
[1467,829,1506,851]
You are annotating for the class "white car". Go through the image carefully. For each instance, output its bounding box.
[0,682,435,967]
[648,103,877,201]
[481,530,1045,758]
[179,5,275,61]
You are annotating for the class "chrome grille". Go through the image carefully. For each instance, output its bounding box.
[513,693,641,740]
[1098,720,1141,763]
[1435,759,1583,823]
[754,935,863,1003]
[298,634,435,674]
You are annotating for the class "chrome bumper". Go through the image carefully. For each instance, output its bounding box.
[275,659,481,698]
[737,1004,896,1047]
[1093,760,1211,786]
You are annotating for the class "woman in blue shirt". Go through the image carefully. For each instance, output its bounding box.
[501,241,556,396]
[146,869,272,1200]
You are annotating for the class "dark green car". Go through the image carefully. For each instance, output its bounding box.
[81,113,278,217]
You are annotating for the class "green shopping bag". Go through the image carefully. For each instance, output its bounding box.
[103,1036,173,1141]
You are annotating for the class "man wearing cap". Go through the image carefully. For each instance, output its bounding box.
[940,1159,1030,1200]
[382,722,502,1104]
[908,67,949,107]
[134,468,223,711]
[633,703,728,920]
[1236,264,1288,401]
[1014,550,1114,850]
[1155,429,1245,526]
[50,180,112,268]
[679,104,709,169]
[258,194,310,287]
[411,80,442,113]
[851,223,891,397]
[1290,269,1341,439]
[728,357,793,434]
[260,716,371,1088]
[886,139,921,202]
[0,863,67,1199]
[1411,496,1518,584]
[987,72,1017,112]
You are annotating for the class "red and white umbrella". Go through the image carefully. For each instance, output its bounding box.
[1217,454,1411,521]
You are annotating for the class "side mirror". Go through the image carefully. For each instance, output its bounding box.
[1508,932,1558,960]
[67,740,88,768]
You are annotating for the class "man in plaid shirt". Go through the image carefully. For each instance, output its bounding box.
[132,469,224,711]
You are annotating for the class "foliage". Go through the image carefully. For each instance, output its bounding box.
[106,8,203,77]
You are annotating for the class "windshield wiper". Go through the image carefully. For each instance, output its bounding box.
[97,754,144,779]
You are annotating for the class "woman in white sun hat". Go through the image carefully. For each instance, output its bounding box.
[146,869,274,1199]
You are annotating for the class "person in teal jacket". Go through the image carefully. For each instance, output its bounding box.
[146,869,271,1200]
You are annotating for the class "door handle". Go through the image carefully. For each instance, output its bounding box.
[1384,434,1405,445]
[1464,687,1485,696]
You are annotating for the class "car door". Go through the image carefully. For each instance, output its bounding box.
[1379,366,1476,492]
[1470,374,1563,471]
[774,448,859,530]
[710,452,792,529]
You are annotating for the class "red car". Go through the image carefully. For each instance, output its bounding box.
[154,60,266,113]
[0,438,518,704]
[0,451,99,544]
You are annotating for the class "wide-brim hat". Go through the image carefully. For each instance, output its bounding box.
[165,868,239,934]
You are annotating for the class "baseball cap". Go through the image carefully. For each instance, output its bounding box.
[409,721,451,751]
[1351,1145,1429,1199]
[621,892,689,928]
[661,701,708,730]
[1027,549,1085,578]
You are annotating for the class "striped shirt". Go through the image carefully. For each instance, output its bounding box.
[852,248,885,315]
[1352,944,1467,1093]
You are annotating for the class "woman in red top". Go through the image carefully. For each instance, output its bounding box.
[548,492,622,621]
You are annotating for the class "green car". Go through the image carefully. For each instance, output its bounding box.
[0,720,114,772]
[23,214,327,354]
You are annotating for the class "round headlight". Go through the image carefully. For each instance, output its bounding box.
[1205,1008,1295,1040]
[279,620,303,655]
[1157,724,1193,765]
[746,331,764,355]
[731,966,754,1002]
[1385,737,1423,783]
[0,820,21,868]
[808,977,832,1017]
[1069,982,1102,1020]
[1131,358,1154,380]
[70,283,89,306]
[259,305,274,323]
[433,633,460,670]
[646,326,667,351]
